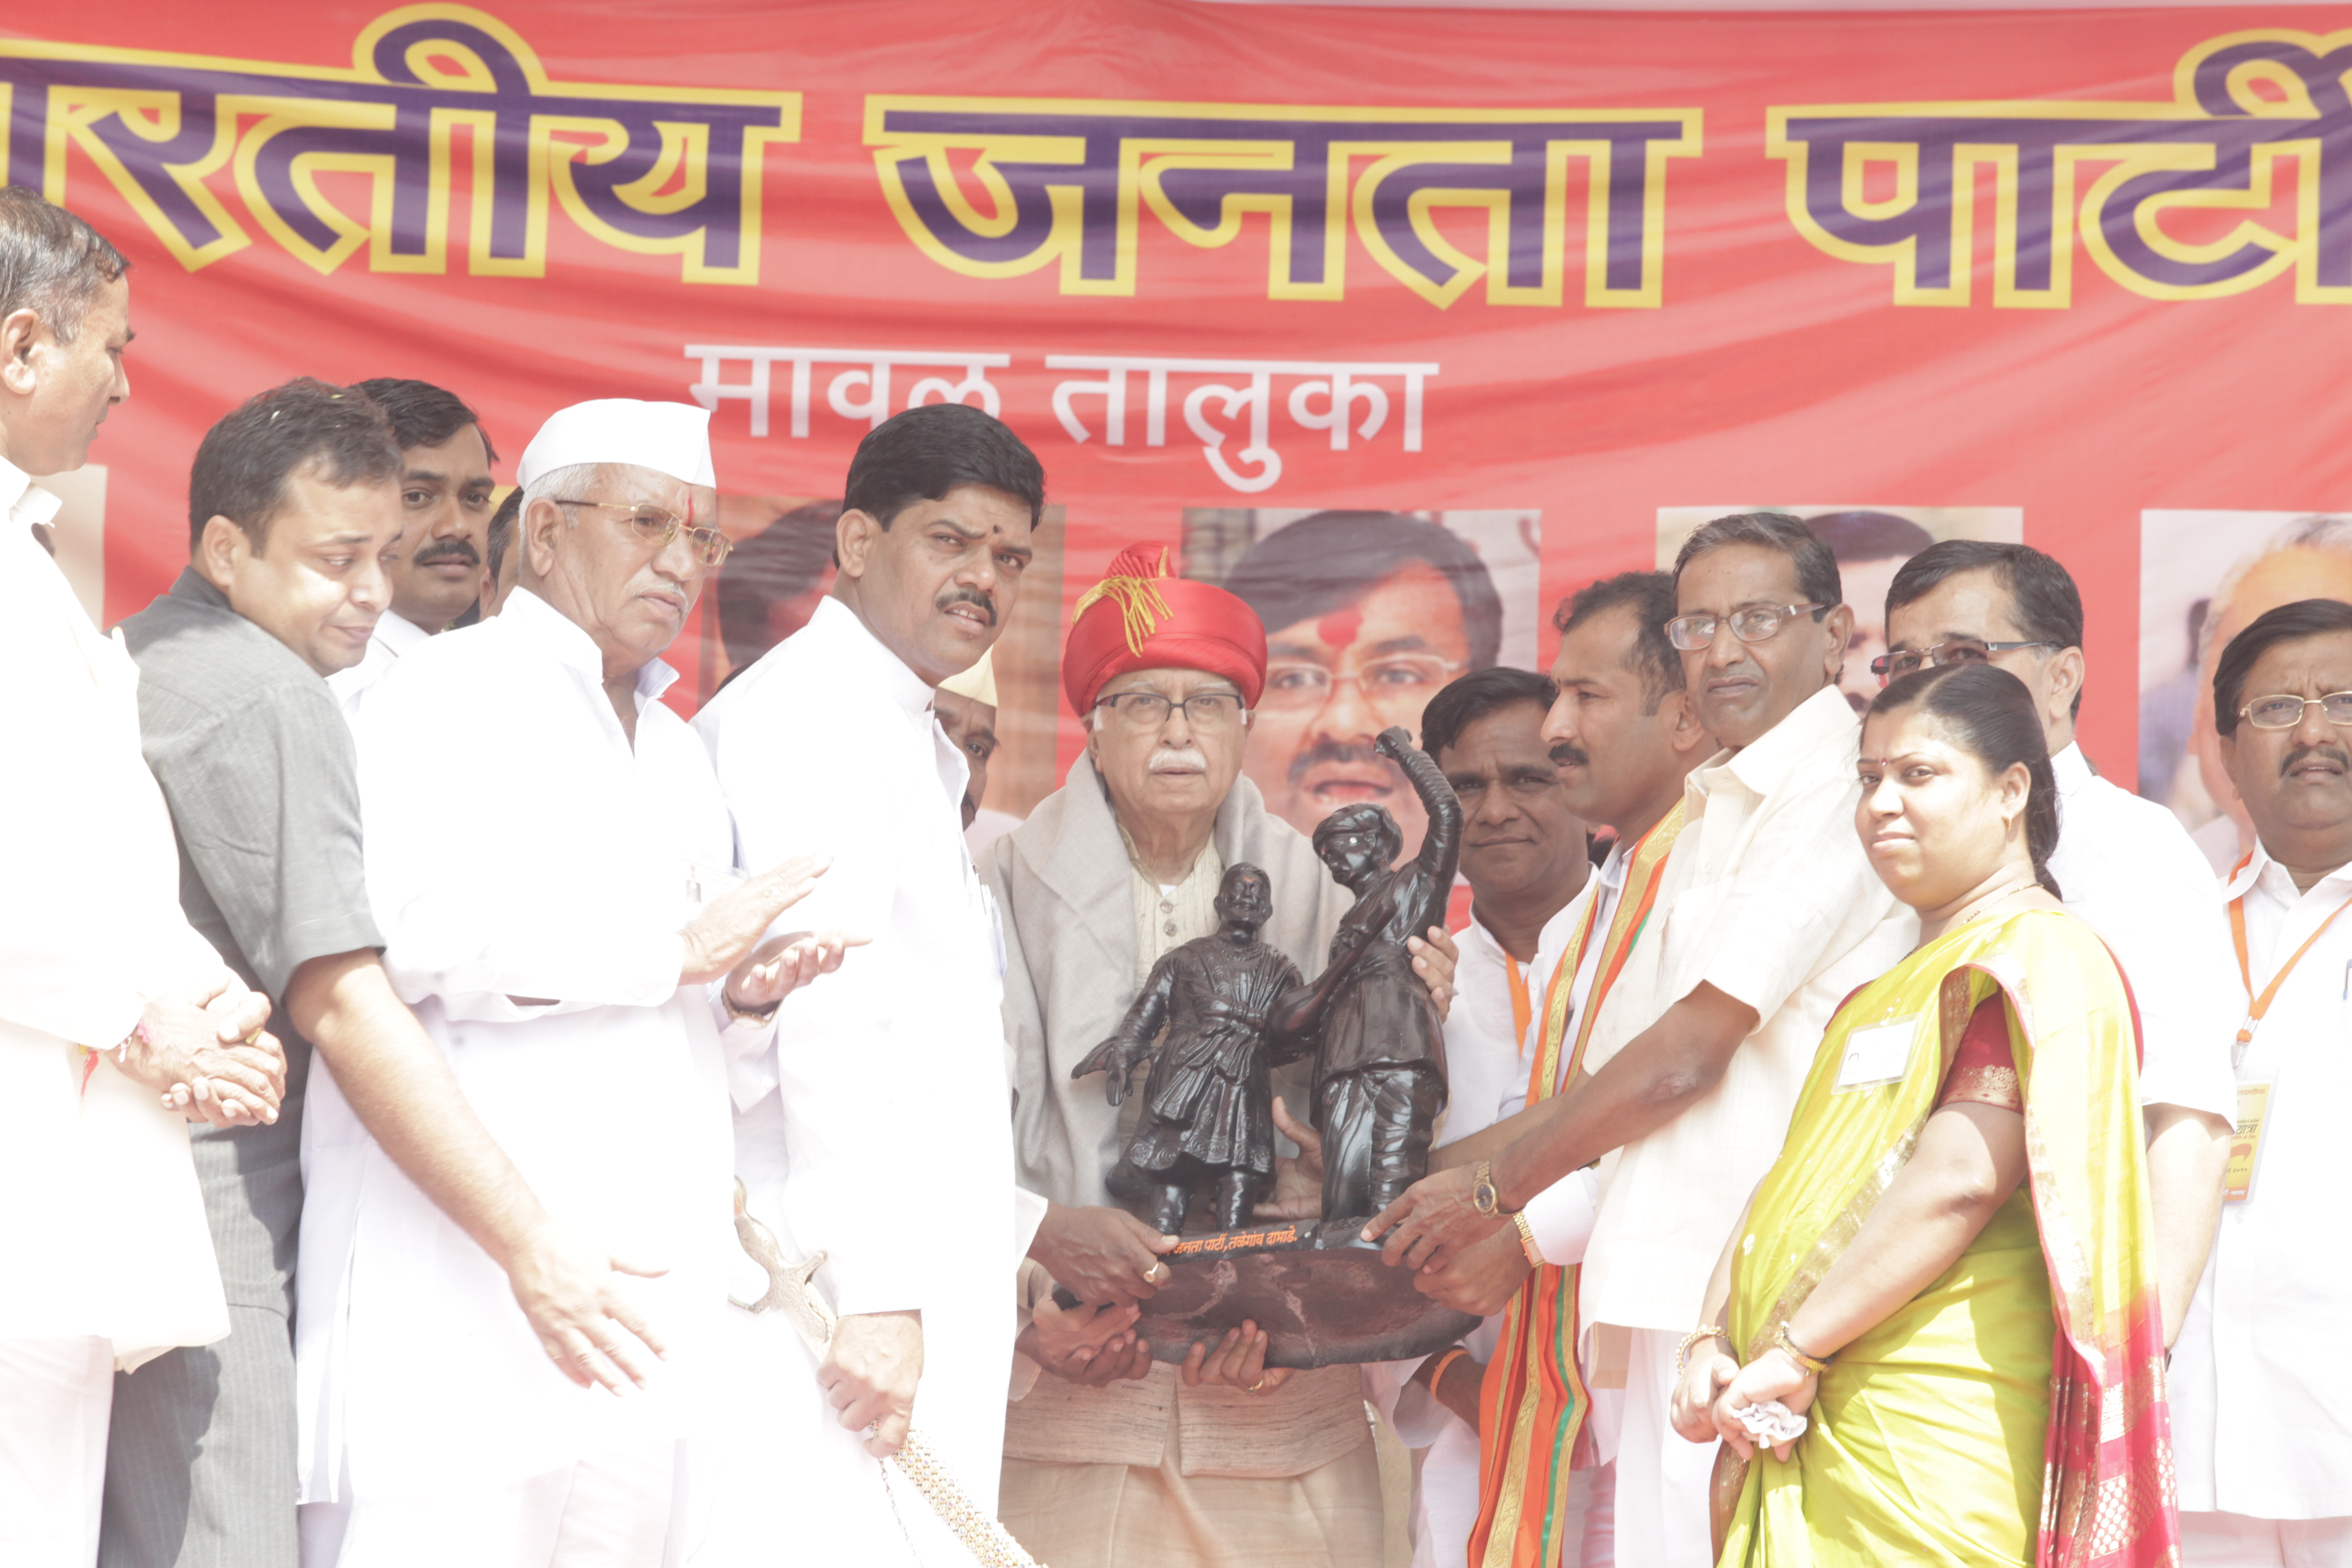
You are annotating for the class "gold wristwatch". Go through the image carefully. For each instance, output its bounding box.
[1471,1159,1501,1218]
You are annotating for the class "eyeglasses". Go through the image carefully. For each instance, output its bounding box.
[1261,655,1467,713]
[2239,691,2352,730]
[1093,691,1250,730]
[552,498,732,567]
[1870,638,2060,683]
[1663,603,1826,652]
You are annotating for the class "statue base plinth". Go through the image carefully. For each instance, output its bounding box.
[1066,1219,1481,1369]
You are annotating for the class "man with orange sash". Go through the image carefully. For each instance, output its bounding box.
[1372,520,1919,1568]
[2174,597,2352,1566]
[1364,665,1594,1568]
[1414,573,1712,1568]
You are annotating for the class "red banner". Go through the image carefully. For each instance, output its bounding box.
[15,2,2349,838]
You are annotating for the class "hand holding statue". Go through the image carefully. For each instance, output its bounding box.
[1021,1294,1150,1387]
[1028,1202,1176,1307]
[1180,1319,1292,1397]
[821,1309,923,1458]
[1411,1222,1532,1315]
[1362,1161,1504,1271]
[1252,1097,1325,1220]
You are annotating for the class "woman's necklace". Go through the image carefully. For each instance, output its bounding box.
[1945,876,2044,932]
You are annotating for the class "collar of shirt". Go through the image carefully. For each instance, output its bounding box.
[2051,739,2094,799]
[802,595,939,722]
[1692,683,1858,806]
[0,452,62,532]
[1466,890,1592,978]
[374,609,430,658]
[500,585,678,709]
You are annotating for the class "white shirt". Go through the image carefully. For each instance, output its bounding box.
[1581,684,1919,1332]
[0,459,233,1367]
[2171,843,2352,1520]
[301,587,739,1500]
[324,608,428,718]
[2044,742,2239,1122]
[696,597,1020,1524]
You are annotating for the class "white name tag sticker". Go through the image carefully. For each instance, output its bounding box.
[1835,1018,1920,1091]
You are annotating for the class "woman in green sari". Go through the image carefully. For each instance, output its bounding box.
[1670,662,2177,1568]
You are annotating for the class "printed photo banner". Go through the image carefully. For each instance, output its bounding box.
[10,0,2349,832]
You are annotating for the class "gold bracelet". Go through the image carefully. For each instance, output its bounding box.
[1674,1326,1729,1376]
[1774,1320,1830,1376]
[1511,1210,1544,1268]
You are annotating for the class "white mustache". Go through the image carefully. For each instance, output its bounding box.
[1148,746,1209,772]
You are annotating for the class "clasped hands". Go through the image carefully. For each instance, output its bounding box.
[114,978,286,1128]
[1670,1333,1818,1463]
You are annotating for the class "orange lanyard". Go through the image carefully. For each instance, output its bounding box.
[2228,851,2352,1063]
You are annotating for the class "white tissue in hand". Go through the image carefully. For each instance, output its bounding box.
[1735,1400,1808,1443]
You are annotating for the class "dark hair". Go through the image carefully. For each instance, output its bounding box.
[1867,662,2062,897]
[1420,665,1557,762]
[714,499,843,667]
[1221,511,1504,671]
[1806,509,1933,564]
[2213,597,2352,737]
[0,186,127,344]
[484,487,523,583]
[1555,570,1682,712]
[187,378,402,554]
[349,377,498,468]
[843,403,1043,529]
[1313,801,1403,864]
[1886,539,2086,719]
[1671,511,1841,613]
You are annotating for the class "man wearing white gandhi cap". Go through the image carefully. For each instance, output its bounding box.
[297,398,856,1565]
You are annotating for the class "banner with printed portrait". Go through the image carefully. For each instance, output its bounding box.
[15,1,2352,836]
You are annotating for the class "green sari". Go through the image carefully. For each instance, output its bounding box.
[1713,908,2177,1568]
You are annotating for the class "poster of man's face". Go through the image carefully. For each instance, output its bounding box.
[1182,508,1541,858]
[1655,505,2024,714]
[703,496,841,700]
[2138,511,2352,875]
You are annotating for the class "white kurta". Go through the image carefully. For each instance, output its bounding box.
[302,588,738,1506]
[2172,845,2352,1522]
[2044,742,2239,1122]
[0,467,231,1369]
[324,608,427,719]
[695,597,1020,1554]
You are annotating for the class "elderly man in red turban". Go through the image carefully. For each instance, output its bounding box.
[979,544,1454,1568]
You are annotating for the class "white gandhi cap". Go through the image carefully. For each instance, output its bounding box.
[517,399,717,490]
[939,649,998,707]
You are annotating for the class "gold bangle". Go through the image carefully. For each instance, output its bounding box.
[1511,1210,1544,1268]
[1674,1326,1729,1376]
[1774,1320,1830,1376]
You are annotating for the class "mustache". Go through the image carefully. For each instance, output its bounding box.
[1549,739,1589,768]
[937,586,997,627]
[1148,745,1210,771]
[1286,737,1397,786]
[411,538,480,568]
[2282,742,2352,777]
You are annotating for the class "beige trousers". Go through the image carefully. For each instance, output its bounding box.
[1000,1437,1385,1568]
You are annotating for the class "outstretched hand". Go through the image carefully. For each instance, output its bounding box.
[680,853,830,984]
[723,929,867,1015]
[1253,1097,1326,1220]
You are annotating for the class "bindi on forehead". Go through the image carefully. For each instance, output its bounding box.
[1317,605,1364,655]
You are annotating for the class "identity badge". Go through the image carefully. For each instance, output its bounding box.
[1834,1017,1919,1091]
[2224,1081,2272,1204]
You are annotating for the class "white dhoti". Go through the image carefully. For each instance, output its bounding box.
[0,1336,114,1568]
[1612,1327,1719,1568]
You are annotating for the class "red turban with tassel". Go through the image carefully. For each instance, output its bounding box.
[1061,544,1269,715]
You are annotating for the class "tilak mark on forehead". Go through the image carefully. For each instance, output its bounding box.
[1318,605,1363,655]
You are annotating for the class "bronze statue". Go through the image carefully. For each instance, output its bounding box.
[1273,725,1462,1220]
[1073,864,1307,1233]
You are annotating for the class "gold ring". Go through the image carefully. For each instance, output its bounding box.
[1143,1261,1167,1284]
[1247,1375,1268,1393]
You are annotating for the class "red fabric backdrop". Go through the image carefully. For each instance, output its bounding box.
[14,1,2349,802]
